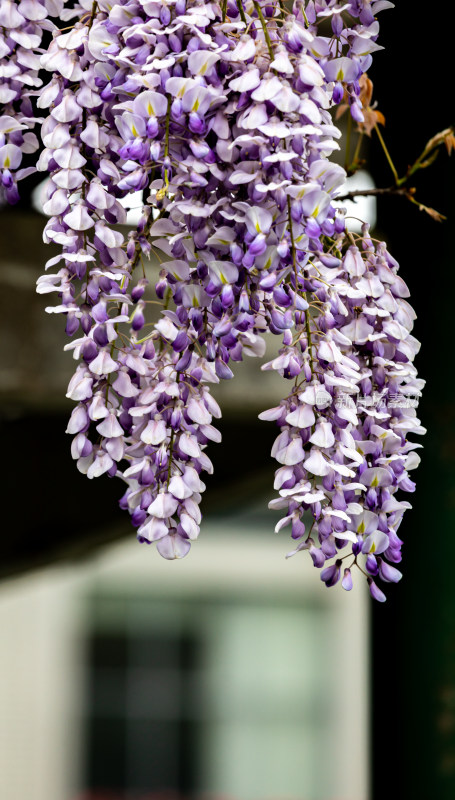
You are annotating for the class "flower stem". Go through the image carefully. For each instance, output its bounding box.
[166,370,182,488]
[166,428,175,488]
[344,113,352,172]
[253,1,274,61]
[164,94,172,189]
[304,306,315,378]
[374,122,399,185]
[351,131,364,169]
[286,196,298,288]
[287,198,315,382]
[235,0,247,25]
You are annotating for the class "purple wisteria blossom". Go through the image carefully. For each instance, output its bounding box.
[261,230,424,599]
[1,0,423,598]
[0,0,61,201]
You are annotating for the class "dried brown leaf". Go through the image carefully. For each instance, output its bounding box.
[358,74,374,108]
[422,127,455,158]
[353,74,386,137]
[445,133,455,156]
[335,102,349,120]
[418,203,446,222]
[358,108,385,137]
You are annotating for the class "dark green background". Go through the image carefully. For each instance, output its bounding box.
[368,6,455,798]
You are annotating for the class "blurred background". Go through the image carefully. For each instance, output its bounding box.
[0,3,454,800]
[0,516,368,800]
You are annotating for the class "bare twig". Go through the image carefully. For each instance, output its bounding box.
[336,186,412,202]
[336,186,446,222]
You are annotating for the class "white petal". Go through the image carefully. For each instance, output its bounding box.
[168,475,192,500]
[155,317,179,342]
[350,510,379,535]
[304,448,330,476]
[276,437,305,466]
[66,371,93,401]
[275,515,292,533]
[259,405,284,422]
[64,204,94,231]
[89,351,118,375]
[329,462,356,478]
[309,421,335,448]
[105,436,124,461]
[87,452,113,479]
[229,68,260,92]
[362,532,390,555]
[299,385,332,407]
[180,513,199,539]
[187,397,211,425]
[273,467,296,490]
[331,530,358,544]
[147,492,179,519]
[285,404,315,429]
[96,413,124,438]
[138,517,168,542]
[301,491,326,503]
[141,419,167,446]
[183,466,205,493]
[179,432,201,458]
[156,534,191,560]
[361,467,393,487]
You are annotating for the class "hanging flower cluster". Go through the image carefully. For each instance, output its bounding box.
[262,231,424,600]
[0,0,62,202]
[1,0,423,600]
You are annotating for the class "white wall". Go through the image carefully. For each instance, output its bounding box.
[0,524,369,800]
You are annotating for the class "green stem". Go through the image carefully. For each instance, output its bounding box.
[286,196,298,286]
[397,149,439,186]
[222,0,228,21]
[166,429,175,489]
[303,306,317,434]
[344,113,352,172]
[287,197,315,384]
[87,1,98,30]
[235,0,247,25]
[351,131,364,168]
[253,0,274,61]
[406,194,446,221]
[304,307,315,378]
[166,369,182,488]
[374,122,399,185]
[163,286,172,311]
[105,340,116,404]
[164,94,172,190]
